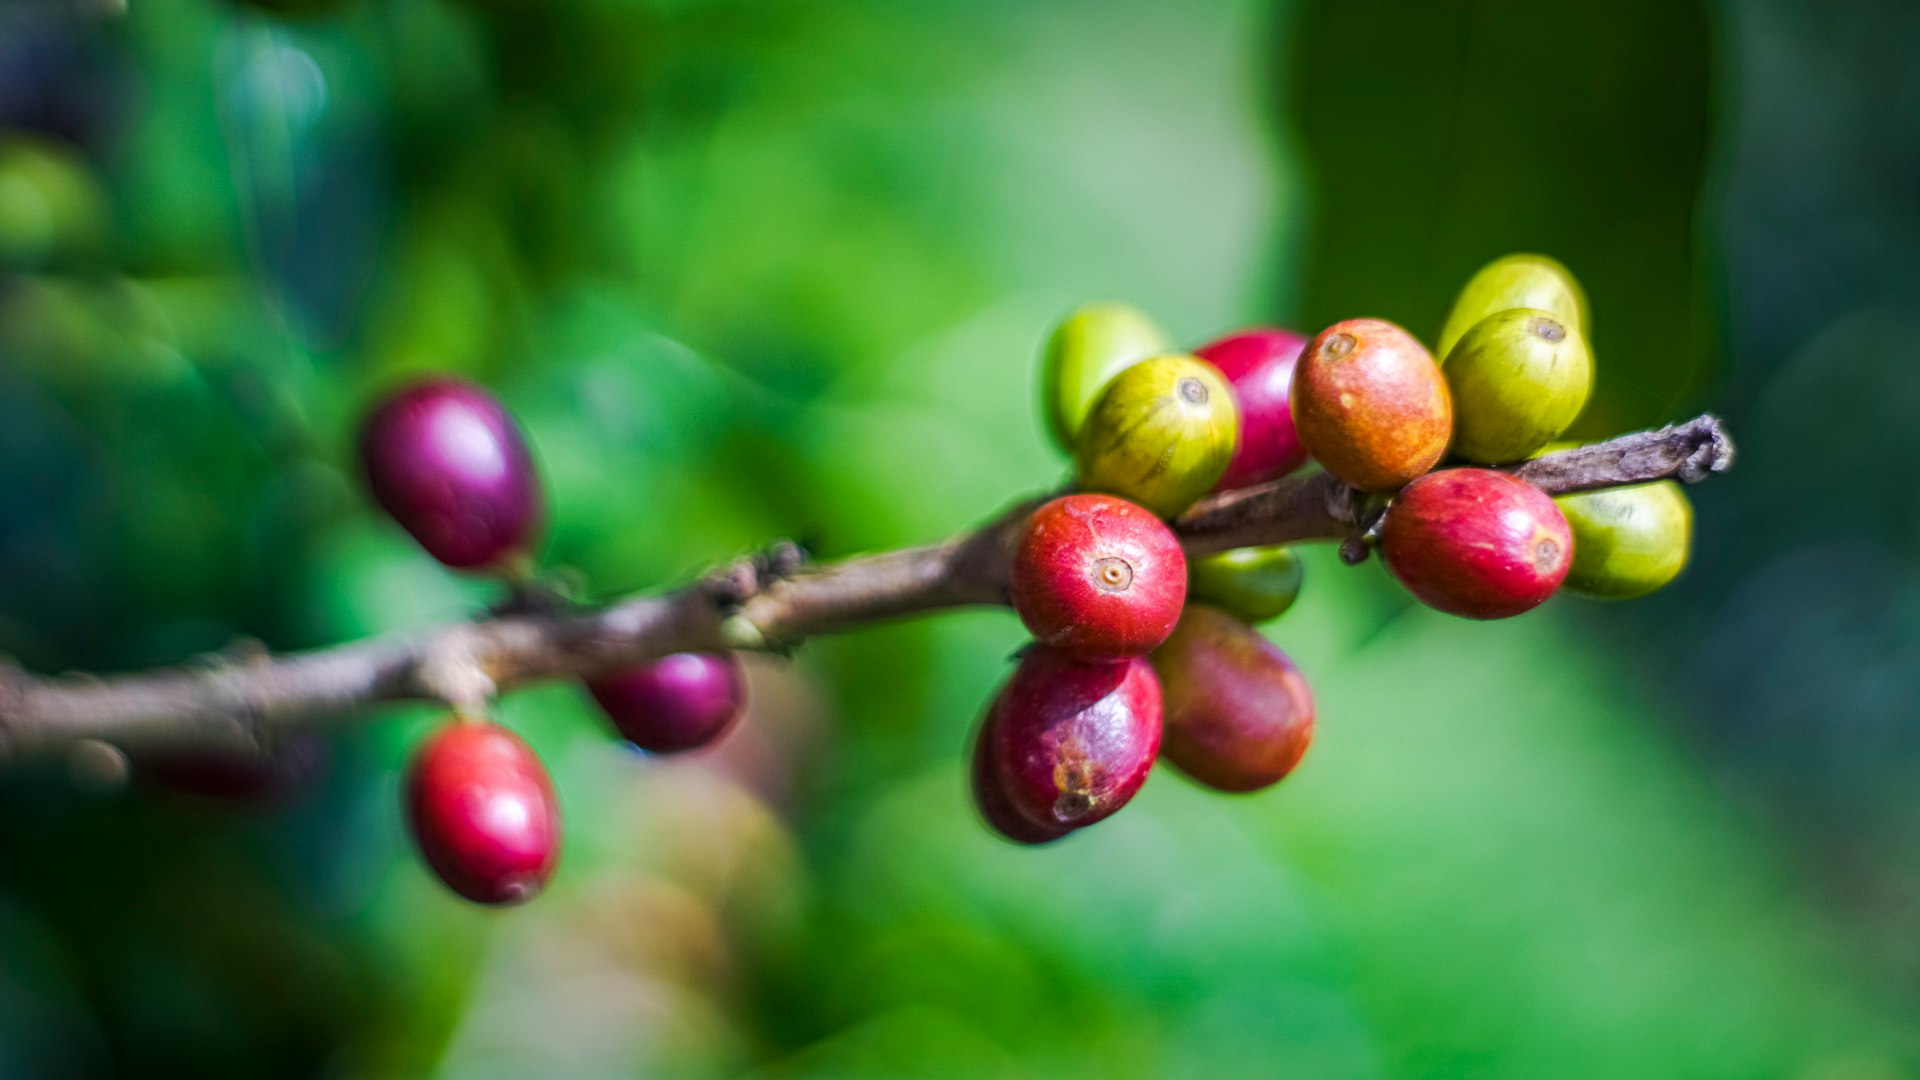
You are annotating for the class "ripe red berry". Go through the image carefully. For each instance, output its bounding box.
[969,711,1072,845]
[1150,605,1314,793]
[1379,468,1573,619]
[406,720,560,905]
[1197,327,1310,490]
[359,377,543,573]
[1291,318,1452,491]
[586,652,746,755]
[986,647,1162,832]
[1010,494,1187,661]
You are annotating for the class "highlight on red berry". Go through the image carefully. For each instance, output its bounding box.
[359,377,544,574]
[1010,494,1187,662]
[587,651,747,755]
[1379,468,1574,619]
[406,720,561,905]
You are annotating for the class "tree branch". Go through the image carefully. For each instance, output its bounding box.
[0,415,1735,761]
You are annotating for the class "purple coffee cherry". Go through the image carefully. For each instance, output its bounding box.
[587,652,747,755]
[359,377,543,573]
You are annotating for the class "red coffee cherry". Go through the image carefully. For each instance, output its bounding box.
[1291,318,1452,491]
[1150,605,1314,793]
[406,720,560,905]
[586,652,746,755]
[969,710,1072,845]
[986,647,1162,832]
[1197,327,1311,491]
[1010,494,1187,661]
[1379,468,1573,619]
[359,377,543,573]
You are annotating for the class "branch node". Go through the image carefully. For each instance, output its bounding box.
[702,540,811,613]
[417,636,496,717]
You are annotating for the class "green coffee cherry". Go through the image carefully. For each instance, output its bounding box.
[1437,253,1589,361]
[1445,308,1592,463]
[1188,545,1303,624]
[0,136,106,272]
[1075,353,1238,518]
[1040,301,1171,452]
[1556,480,1692,600]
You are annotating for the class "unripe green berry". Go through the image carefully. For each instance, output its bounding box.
[1444,309,1592,464]
[1437,253,1589,361]
[1074,354,1239,518]
[1555,480,1692,600]
[1187,545,1303,624]
[1039,301,1171,452]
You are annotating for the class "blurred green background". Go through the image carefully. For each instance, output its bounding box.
[1,0,1917,1076]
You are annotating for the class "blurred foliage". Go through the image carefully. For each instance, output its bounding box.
[0,0,1915,1077]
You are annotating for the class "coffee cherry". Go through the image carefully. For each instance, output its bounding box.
[1444,309,1593,463]
[359,378,544,573]
[1379,469,1573,619]
[1150,605,1314,793]
[1291,318,1451,492]
[986,647,1162,831]
[139,734,328,806]
[406,720,560,905]
[1196,327,1311,491]
[1074,354,1239,517]
[1039,301,1171,452]
[1187,544,1303,624]
[586,651,746,754]
[1011,494,1187,661]
[1437,252,1590,361]
[1556,480,1692,600]
[969,710,1072,845]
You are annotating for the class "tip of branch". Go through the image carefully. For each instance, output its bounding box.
[1677,414,1737,484]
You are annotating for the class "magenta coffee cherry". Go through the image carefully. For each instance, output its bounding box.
[1150,605,1314,793]
[1197,327,1311,491]
[1379,469,1573,619]
[1010,494,1187,661]
[359,377,543,573]
[986,647,1162,832]
[586,651,747,755]
[140,734,328,806]
[969,711,1072,845]
[406,720,560,905]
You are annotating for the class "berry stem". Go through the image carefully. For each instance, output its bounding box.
[0,415,1734,762]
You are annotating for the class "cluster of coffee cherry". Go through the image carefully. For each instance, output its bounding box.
[358,380,747,904]
[350,252,1695,902]
[973,253,1694,845]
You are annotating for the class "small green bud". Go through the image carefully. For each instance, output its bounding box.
[1188,545,1303,624]
[1445,309,1593,463]
[1437,253,1589,361]
[1556,480,1692,600]
[1039,302,1171,452]
[1075,354,1238,518]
